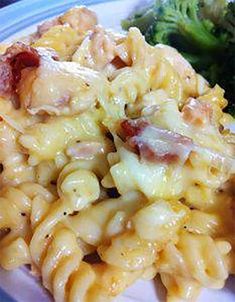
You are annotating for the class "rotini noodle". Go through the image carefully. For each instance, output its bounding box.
[0,183,54,269]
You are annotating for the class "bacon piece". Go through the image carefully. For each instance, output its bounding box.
[120,119,193,164]
[182,98,212,127]
[121,119,149,138]
[110,56,127,70]
[135,143,179,164]
[0,42,40,106]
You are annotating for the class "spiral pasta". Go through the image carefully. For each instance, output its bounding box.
[65,191,147,246]
[0,183,54,270]
[57,158,111,210]
[32,225,144,302]
[29,185,146,301]
[157,232,231,301]
[0,121,35,186]
[96,198,188,273]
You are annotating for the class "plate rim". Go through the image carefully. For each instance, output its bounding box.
[0,0,120,41]
[0,287,16,302]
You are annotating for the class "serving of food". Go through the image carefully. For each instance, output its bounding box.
[0,1,234,302]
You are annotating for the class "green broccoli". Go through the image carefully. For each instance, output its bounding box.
[221,1,235,43]
[199,0,228,24]
[121,5,156,34]
[145,0,227,51]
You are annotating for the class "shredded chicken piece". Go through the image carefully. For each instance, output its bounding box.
[90,26,116,70]
[30,6,97,45]
[17,47,108,115]
[59,6,97,34]
[73,26,115,70]
[73,26,127,75]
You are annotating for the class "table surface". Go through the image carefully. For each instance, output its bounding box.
[0,0,20,8]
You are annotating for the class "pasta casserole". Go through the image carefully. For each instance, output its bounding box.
[0,6,234,302]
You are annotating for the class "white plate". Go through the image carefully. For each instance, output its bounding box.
[0,0,234,301]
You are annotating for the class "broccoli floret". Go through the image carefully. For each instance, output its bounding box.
[146,0,227,52]
[121,5,156,34]
[221,1,235,43]
[199,0,228,24]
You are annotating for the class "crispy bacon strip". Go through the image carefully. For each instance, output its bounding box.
[120,119,194,164]
[0,42,40,106]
